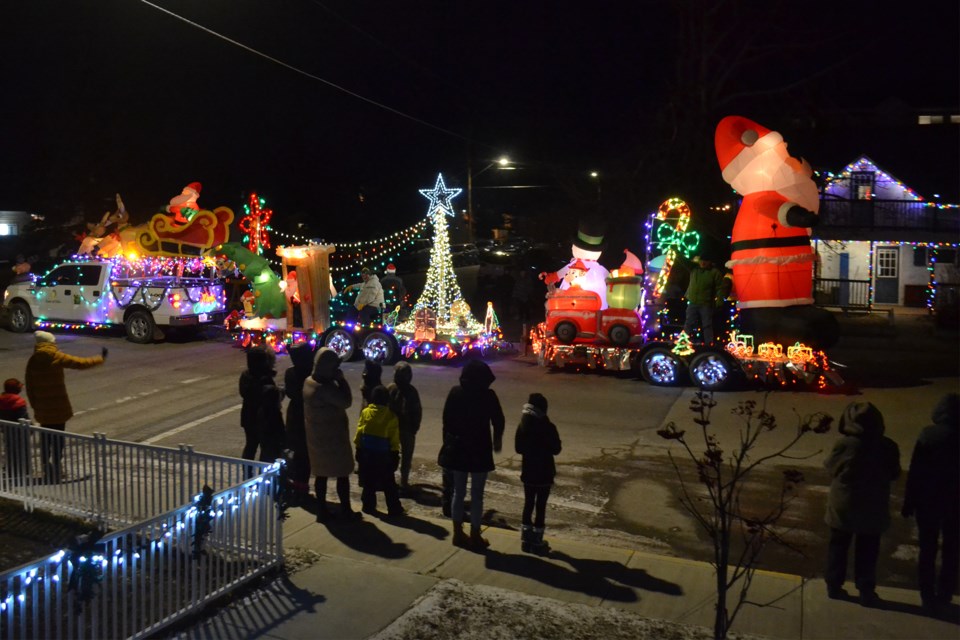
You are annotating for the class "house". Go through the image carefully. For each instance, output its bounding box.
[812,155,959,310]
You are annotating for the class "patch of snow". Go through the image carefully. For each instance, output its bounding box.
[370,579,768,640]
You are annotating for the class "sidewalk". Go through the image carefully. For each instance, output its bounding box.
[180,508,959,640]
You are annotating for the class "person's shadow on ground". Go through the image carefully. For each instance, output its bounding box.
[322,517,410,559]
[368,511,449,540]
[484,549,682,603]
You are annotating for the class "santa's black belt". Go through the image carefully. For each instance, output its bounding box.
[731,236,811,252]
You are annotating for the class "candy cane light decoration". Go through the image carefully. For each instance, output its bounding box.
[652,198,700,298]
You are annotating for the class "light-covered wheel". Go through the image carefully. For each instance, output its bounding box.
[362,331,398,364]
[689,351,735,391]
[554,321,577,344]
[125,310,156,344]
[639,346,685,386]
[324,327,357,361]
[7,301,33,333]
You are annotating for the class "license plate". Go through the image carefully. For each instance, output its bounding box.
[199,313,208,322]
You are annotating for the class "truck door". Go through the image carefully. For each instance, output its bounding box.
[35,264,105,323]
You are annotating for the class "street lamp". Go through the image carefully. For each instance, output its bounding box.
[589,171,602,203]
[467,156,511,242]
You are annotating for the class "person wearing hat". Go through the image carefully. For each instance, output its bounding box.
[539,217,612,309]
[342,267,385,325]
[380,263,407,318]
[514,392,562,555]
[24,331,107,483]
[682,254,732,345]
[0,378,32,478]
[823,401,901,607]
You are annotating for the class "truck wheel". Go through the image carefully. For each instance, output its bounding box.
[554,321,577,344]
[608,324,631,347]
[362,331,398,364]
[689,351,736,391]
[125,310,156,344]
[324,327,357,361]
[640,346,685,386]
[7,301,33,333]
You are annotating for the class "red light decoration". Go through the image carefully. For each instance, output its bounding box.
[239,192,273,255]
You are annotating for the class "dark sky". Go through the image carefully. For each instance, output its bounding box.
[1,1,957,242]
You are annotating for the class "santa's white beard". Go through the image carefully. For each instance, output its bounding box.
[731,151,820,213]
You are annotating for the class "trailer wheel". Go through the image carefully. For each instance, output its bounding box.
[125,310,156,344]
[324,327,357,361]
[554,321,577,344]
[608,323,631,347]
[639,346,685,386]
[362,331,398,364]
[7,301,33,333]
[689,351,736,391]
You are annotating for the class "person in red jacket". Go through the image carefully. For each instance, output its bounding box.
[0,378,31,478]
[25,331,106,483]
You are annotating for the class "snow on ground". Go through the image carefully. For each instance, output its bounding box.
[369,579,767,640]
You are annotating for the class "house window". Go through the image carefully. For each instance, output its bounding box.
[0,223,17,236]
[914,247,958,266]
[852,171,875,200]
[876,247,898,278]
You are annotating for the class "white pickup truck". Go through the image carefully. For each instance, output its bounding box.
[3,259,227,342]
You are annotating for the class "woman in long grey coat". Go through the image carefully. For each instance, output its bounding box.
[823,401,900,606]
[303,348,359,522]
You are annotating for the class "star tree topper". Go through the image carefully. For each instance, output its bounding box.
[419,173,462,219]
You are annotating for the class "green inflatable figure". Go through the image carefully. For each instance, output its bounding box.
[216,242,287,318]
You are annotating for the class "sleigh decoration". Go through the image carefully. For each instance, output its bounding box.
[137,207,235,257]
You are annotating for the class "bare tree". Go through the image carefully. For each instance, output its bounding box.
[657,390,833,640]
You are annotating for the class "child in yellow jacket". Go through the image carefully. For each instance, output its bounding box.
[355,385,403,517]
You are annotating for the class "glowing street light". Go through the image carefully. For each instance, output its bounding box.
[467,156,512,242]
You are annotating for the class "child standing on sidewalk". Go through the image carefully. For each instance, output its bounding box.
[355,385,404,517]
[514,392,562,554]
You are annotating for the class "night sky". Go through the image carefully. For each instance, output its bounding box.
[1,1,957,245]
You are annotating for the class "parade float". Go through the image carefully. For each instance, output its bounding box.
[3,186,232,342]
[530,186,844,390]
[225,176,513,363]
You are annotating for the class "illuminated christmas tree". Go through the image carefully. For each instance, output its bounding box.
[398,174,484,335]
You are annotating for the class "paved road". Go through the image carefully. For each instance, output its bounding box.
[0,312,956,590]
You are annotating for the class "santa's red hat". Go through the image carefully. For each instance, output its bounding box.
[185,182,202,195]
[569,258,589,272]
[385,263,396,274]
[715,116,783,184]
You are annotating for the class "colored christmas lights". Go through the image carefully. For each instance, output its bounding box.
[239,192,274,255]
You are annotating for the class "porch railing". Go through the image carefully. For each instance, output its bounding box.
[813,278,871,309]
[0,420,284,639]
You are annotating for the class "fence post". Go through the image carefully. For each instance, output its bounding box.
[96,432,109,528]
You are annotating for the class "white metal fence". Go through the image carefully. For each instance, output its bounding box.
[0,420,285,639]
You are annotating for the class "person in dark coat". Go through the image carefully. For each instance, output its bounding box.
[387,362,422,492]
[902,392,959,615]
[360,359,383,410]
[438,359,505,550]
[283,343,315,503]
[0,378,32,478]
[823,401,901,607]
[238,345,285,463]
[515,392,562,555]
[354,385,403,517]
[303,347,359,522]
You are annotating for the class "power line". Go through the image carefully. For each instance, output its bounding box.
[137,0,472,143]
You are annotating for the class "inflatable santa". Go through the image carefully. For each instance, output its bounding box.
[715,116,837,348]
[168,182,202,224]
[539,218,612,309]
